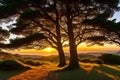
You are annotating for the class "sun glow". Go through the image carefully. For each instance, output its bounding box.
[42,47,56,52]
[4,43,120,56]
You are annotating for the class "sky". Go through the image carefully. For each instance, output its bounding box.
[1,10,120,55]
[4,43,120,56]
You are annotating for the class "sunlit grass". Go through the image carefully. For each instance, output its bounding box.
[80,62,100,72]
[7,62,120,80]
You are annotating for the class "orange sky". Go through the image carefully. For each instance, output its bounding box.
[4,43,120,56]
[1,6,120,56]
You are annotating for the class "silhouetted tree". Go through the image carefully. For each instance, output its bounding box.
[0,0,119,69]
[82,15,120,46]
[0,0,67,67]
[0,33,46,49]
[57,0,119,69]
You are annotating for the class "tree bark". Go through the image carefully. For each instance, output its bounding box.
[56,23,67,67]
[57,44,66,67]
[67,17,80,69]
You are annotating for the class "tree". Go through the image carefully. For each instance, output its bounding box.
[57,0,119,69]
[0,0,119,69]
[0,33,46,49]
[0,0,67,67]
[82,15,120,46]
[100,20,120,46]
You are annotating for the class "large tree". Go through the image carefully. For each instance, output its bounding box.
[56,0,120,69]
[0,0,67,67]
[0,0,119,69]
[82,16,120,46]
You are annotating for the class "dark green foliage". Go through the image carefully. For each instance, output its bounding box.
[10,23,30,34]
[0,33,46,49]
[82,15,120,46]
[0,28,9,42]
[0,28,9,36]
[81,0,93,5]
[86,36,107,42]
[95,0,119,7]
[83,14,120,32]
[99,54,120,65]
[20,9,41,20]
[79,58,91,63]
[79,58,103,64]
[29,0,47,6]
[0,0,28,18]
[19,59,43,66]
[0,60,30,70]
[24,60,43,66]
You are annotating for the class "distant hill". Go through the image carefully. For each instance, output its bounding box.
[78,54,96,58]
[14,54,70,62]
[0,51,15,60]
[114,51,120,55]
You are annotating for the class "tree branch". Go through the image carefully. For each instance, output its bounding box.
[46,38,57,49]
[32,20,57,39]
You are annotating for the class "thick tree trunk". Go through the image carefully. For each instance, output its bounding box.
[67,18,79,69]
[56,23,66,67]
[67,29,79,69]
[57,44,66,67]
[68,41,79,69]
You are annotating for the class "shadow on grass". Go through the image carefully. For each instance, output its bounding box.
[0,69,29,80]
[94,65,120,79]
[42,64,120,80]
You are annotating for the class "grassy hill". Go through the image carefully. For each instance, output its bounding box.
[8,63,120,80]
[0,52,120,80]
[0,51,15,60]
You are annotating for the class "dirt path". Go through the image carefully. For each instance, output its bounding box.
[8,63,59,80]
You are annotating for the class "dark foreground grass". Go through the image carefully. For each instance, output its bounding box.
[1,62,120,80]
[0,69,28,80]
[45,64,120,80]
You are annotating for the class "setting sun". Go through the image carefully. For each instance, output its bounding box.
[42,47,56,52]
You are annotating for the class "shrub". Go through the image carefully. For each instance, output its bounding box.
[79,58,103,64]
[90,59,103,64]
[24,60,43,66]
[18,59,43,66]
[0,60,30,70]
[79,58,91,63]
[99,54,120,65]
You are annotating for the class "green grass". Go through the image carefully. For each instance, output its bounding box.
[45,63,120,80]
[0,60,120,80]
[95,65,120,79]
[0,69,28,80]
[0,60,30,80]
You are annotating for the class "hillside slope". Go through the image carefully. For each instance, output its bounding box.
[8,63,120,80]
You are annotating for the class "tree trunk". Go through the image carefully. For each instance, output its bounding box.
[57,44,66,67]
[56,23,66,67]
[67,18,79,69]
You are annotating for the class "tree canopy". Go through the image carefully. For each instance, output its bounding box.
[0,0,120,69]
[0,27,9,43]
[82,14,120,46]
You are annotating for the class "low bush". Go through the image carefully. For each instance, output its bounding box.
[79,58,103,64]
[0,60,30,70]
[24,60,43,66]
[18,59,43,66]
[98,54,120,65]
[79,58,91,63]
